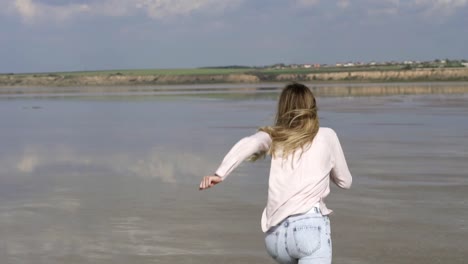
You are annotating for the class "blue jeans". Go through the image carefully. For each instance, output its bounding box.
[264,208,332,264]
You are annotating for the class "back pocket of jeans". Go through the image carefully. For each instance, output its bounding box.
[264,231,279,259]
[292,225,321,257]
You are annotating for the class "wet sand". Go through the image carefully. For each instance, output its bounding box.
[0,85,467,264]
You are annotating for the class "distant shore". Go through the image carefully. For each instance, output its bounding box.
[1,67,468,87]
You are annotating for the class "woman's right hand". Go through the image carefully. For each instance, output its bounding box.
[199,175,223,190]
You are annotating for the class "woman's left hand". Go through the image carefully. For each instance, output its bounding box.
[199,175,223,190]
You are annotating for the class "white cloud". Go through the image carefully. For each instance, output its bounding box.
[356,0,467,18]
[14,0,36,19]
[17,152,39,173]
[5,0,467,24]
[411,0,468,15]
[7,0,243,23]
[139,0,243,19]
[11,0,90,23]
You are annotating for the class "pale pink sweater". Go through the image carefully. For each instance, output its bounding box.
[215,127,352,232]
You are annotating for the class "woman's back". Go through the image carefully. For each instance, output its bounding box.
[199,83,352,264]
[263,127,352,232]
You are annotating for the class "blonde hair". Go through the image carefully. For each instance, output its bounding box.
[250,83,319,161]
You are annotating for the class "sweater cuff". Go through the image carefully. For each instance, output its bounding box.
[214,168,227,180]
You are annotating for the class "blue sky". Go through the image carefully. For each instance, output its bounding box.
[1,0,467,73]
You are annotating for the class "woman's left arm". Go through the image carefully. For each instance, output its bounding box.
[199,131,271,190]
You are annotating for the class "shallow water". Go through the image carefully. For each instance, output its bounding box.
[0,84,467,264]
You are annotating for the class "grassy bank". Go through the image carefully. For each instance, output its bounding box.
[2,65,412,77]
[1,66,468,87]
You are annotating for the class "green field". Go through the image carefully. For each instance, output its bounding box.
[4,65,412,77]
[9,68,250,76]
[258,65,405,75]
[1,65,467,86]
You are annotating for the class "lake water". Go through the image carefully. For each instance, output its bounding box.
[0,83,467,264]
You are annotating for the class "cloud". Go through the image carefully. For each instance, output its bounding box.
[7,0,243,23]
[14,0,36,19]
[411,0,468,15]
[6,0,467,24]
[333,0,467,19]
[16,153,39,173]
[139,0,243,19]
[11,0,90,23]
[368,0,468,16]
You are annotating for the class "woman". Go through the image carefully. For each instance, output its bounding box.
[199,83,352,264]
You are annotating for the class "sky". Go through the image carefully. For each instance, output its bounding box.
[0,0,467,73]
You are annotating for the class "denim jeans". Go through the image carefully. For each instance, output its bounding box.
[264,208,332,264]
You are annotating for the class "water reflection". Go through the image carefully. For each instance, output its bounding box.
[8,145,219,183]
[0,87,467,264]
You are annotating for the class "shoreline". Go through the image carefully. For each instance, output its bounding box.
[1,67,468,88]
[1,82,468,98]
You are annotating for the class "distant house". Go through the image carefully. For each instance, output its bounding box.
[462,63,468,68]
[303,64,312,68]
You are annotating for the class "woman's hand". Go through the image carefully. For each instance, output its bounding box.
[199,175,223,190]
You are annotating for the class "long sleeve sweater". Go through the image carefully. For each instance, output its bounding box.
[215,127,352,232]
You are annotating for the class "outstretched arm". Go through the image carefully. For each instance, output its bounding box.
[199,131,271,190]
[330,131,353,189]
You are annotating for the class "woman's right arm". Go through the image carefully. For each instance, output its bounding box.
[199,131,271,190]
[330,131,353,189]
[214,131,271,179]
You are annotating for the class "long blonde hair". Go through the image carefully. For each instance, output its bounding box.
[251,83,319,161]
